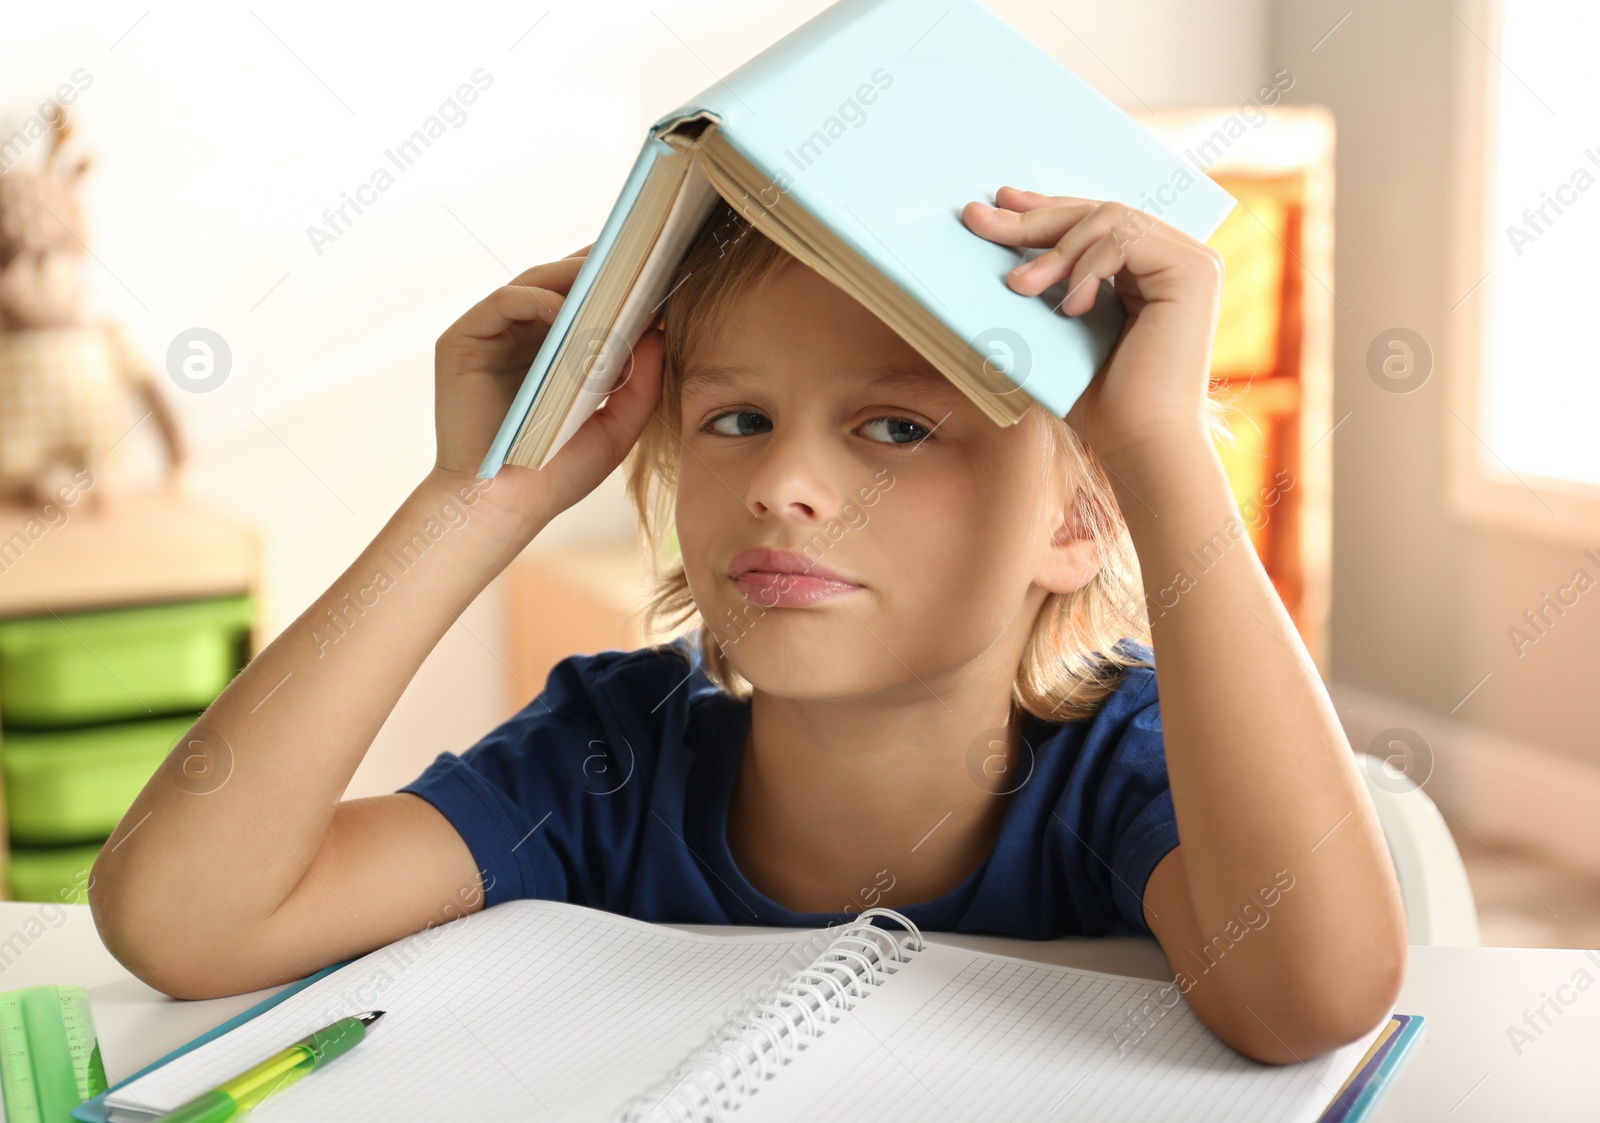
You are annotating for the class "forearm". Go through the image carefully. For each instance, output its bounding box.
[91,469,542,941]
[1107,434,1405,1038]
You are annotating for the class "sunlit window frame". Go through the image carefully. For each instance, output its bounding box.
[1445,0,1600,546]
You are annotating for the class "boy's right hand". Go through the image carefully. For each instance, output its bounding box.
[430,243,666,541]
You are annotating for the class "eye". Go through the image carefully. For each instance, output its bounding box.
[861,416,933,446]
[700,409,772,437]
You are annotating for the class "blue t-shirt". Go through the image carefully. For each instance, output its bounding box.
[399,635,1179,939]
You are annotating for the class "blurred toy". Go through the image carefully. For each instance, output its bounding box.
[0,105,186,511]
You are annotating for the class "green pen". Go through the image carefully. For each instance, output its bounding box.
[152,1010,384,1122]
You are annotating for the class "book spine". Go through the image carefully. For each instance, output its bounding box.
[610,907,924,1122]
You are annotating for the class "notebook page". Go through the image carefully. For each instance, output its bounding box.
[106,900,814,1122]
[736,941,1388,1123]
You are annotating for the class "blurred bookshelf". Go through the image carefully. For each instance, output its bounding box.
[1141,104,1337,673]
[0,490,262,903]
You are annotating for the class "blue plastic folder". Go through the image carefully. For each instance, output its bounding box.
[70,960,352,1123]
[1314,1014,1427,1123]
[477,0,1238,477]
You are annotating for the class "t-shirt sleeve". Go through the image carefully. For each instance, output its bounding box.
[1100,672,1181,934]
[397,648,661,911]
[1058,659,1182,938]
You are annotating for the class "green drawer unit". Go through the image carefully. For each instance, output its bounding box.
[2,714,199,845]
[6,842,100,904]
[0,595,252,727]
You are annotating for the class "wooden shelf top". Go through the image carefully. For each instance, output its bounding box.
[0,487,260,617]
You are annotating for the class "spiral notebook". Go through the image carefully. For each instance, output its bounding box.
[92,900,1406,1123]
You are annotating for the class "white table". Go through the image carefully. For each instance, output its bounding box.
[6,904,1594,1121]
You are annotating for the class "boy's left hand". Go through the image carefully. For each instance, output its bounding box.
[962,185,1224,471]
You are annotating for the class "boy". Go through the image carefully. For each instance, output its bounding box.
[90,186,1405,1066]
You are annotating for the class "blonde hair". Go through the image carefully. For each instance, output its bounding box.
[623,197,1238,724]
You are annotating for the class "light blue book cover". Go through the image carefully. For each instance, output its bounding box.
[478,0,1238,478]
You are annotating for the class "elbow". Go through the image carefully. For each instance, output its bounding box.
[95,918,265,1001]
[1219,937,1409,1064]
[89,857,261,1001]
[86,852,164,991]
[89,891,206,1000]
[117,956,245,1003]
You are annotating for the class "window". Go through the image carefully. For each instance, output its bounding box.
[1447,0,1600,543]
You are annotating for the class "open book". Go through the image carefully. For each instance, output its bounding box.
[478,0,1238,477]
[102,900,1400,1122]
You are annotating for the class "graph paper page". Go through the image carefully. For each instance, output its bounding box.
[738,941,1388,1123]
[105,900,813,1122]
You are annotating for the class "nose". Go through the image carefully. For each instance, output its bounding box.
[741,418,846,524]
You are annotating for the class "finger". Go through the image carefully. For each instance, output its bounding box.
[560,327,665,469]
[593,328,664,446]
[967,189,1178,258]
[1053,229,1142,316]
[1001,188,1180,237]
[507,253,586,294]
[441,283,562,344]
[1005,202,1165,298]
[963,194,1098,249]
[994,185,1079,213]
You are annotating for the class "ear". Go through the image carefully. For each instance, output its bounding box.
[1034,497,1103,596]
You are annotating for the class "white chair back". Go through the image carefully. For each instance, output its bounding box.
[1357,753,1481,946]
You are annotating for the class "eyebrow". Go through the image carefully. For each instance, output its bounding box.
[680,363,951,397]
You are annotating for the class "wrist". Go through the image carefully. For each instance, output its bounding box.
[1096,430,1237,548]
[1095,424,1218,490]
[412,468,551,560]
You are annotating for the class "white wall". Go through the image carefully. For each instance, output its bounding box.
[2,0,1270,796]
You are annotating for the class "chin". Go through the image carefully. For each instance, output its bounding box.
[714,627,877,700]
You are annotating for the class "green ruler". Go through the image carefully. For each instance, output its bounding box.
[0,985,108,1122]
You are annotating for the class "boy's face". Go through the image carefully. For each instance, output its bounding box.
[674,259,1099,700]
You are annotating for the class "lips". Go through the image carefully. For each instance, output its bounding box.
[728,546,855,584]
[727,546,864,608]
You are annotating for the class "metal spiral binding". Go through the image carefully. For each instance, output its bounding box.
[610,907,925,1123]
